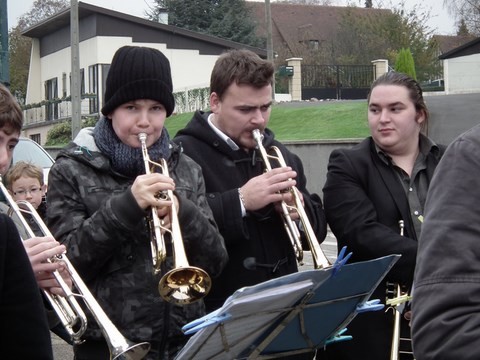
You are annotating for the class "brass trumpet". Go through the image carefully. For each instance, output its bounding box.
[386,220,414,360]
[138,132,212,305]
[0,177,150,360]
[252,129,330,269]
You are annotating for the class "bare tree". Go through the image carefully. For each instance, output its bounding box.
[9,0,68,101]
[443,0,480,35]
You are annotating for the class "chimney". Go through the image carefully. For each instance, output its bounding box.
[157,8,169,25]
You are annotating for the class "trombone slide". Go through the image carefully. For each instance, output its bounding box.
[0,177,150,359]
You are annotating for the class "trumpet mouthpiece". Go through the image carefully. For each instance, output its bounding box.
[138,132,147,142]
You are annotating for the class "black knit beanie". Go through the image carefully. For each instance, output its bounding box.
[101,46,175,117]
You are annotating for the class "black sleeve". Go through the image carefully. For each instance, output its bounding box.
[0,214,53,359]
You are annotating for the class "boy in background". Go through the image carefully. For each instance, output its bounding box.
[6,160,73,345]
[6,161,47,230]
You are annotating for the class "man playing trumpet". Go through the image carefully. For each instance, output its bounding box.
[173,49,327,351]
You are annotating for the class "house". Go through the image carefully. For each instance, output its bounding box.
[433,34,477,55]
[247,2,391,64]
[246,2,392,100]
[438,36,480,94]
[21,1,266,145]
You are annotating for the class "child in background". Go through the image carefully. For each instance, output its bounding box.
[6,161,47,228]
[6,160,73,345]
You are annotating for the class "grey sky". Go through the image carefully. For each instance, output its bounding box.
[7,0,456,34]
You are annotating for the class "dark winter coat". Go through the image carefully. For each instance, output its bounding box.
[322,135,444,360]
[46,127,228,359]
[0,214,53,359]
[174,110,327,312]
[412,124,480,359]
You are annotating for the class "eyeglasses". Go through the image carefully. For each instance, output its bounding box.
[13,187,42,196]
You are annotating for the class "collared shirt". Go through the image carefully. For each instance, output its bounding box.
[207,113,239,151]
[376,134,438,239]
[206,113,246,216]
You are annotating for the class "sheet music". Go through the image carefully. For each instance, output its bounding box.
[176,254,400,360]
[176,279,315,359]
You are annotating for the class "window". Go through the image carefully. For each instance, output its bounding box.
[80,68,85,95]
[30,134,41,144]
[101,64,111,112]
[62,73,67,98]
[88,64,99,114]
[45,77,58,120]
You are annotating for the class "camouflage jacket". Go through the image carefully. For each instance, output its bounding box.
[46,127,228,358]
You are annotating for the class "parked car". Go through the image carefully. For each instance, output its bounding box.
[12,137,55,185]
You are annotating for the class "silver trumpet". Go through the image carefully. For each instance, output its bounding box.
[252,129,330,269]
[138,132,212,305]
[0,177,150,360]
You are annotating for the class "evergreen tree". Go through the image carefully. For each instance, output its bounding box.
[395,48,417,80]
[457,18,471,36]
[147,0,263,47]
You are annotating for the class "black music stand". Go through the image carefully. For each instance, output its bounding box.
[175,254,400,360]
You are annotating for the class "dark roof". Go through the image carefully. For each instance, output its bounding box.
[247,2,391,58]
[22,1,267,57]
[433,35,477,54]
[438,36,480,59]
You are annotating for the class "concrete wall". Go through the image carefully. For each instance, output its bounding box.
[284,140,360,197]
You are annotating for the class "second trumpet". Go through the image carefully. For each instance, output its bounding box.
[138,132,212,305]
[252,129,330,269]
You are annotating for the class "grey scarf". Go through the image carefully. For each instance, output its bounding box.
[93,117,170,177]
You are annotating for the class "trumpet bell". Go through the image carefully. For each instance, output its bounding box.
[111,341,151,360]
[158,266,212,305]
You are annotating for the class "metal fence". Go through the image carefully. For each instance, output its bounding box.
[302,64,375,100]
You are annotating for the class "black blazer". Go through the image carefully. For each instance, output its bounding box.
[323,136,444,286]
[320,136,445,360]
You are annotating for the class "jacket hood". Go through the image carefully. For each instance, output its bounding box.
[56,127,108,173]
[175,110,277,157]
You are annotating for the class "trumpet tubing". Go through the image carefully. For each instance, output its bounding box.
[252,129,330,269]
[0,177,150,359]
[386,220,414,360]
[138,133,212,305]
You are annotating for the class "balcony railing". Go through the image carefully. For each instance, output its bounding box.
[22,86,211,126]
[22,94,98,126]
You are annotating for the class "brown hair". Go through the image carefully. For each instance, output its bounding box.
[0,83,23,135]
[6,161,44,190]
[368,71,429,134]
[210,49,274,100]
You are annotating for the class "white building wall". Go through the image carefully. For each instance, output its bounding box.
[28,36,217,105]
[444,53,480,94]
[25,39,42,104]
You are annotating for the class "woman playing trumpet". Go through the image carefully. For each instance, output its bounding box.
[46,46,228,360]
